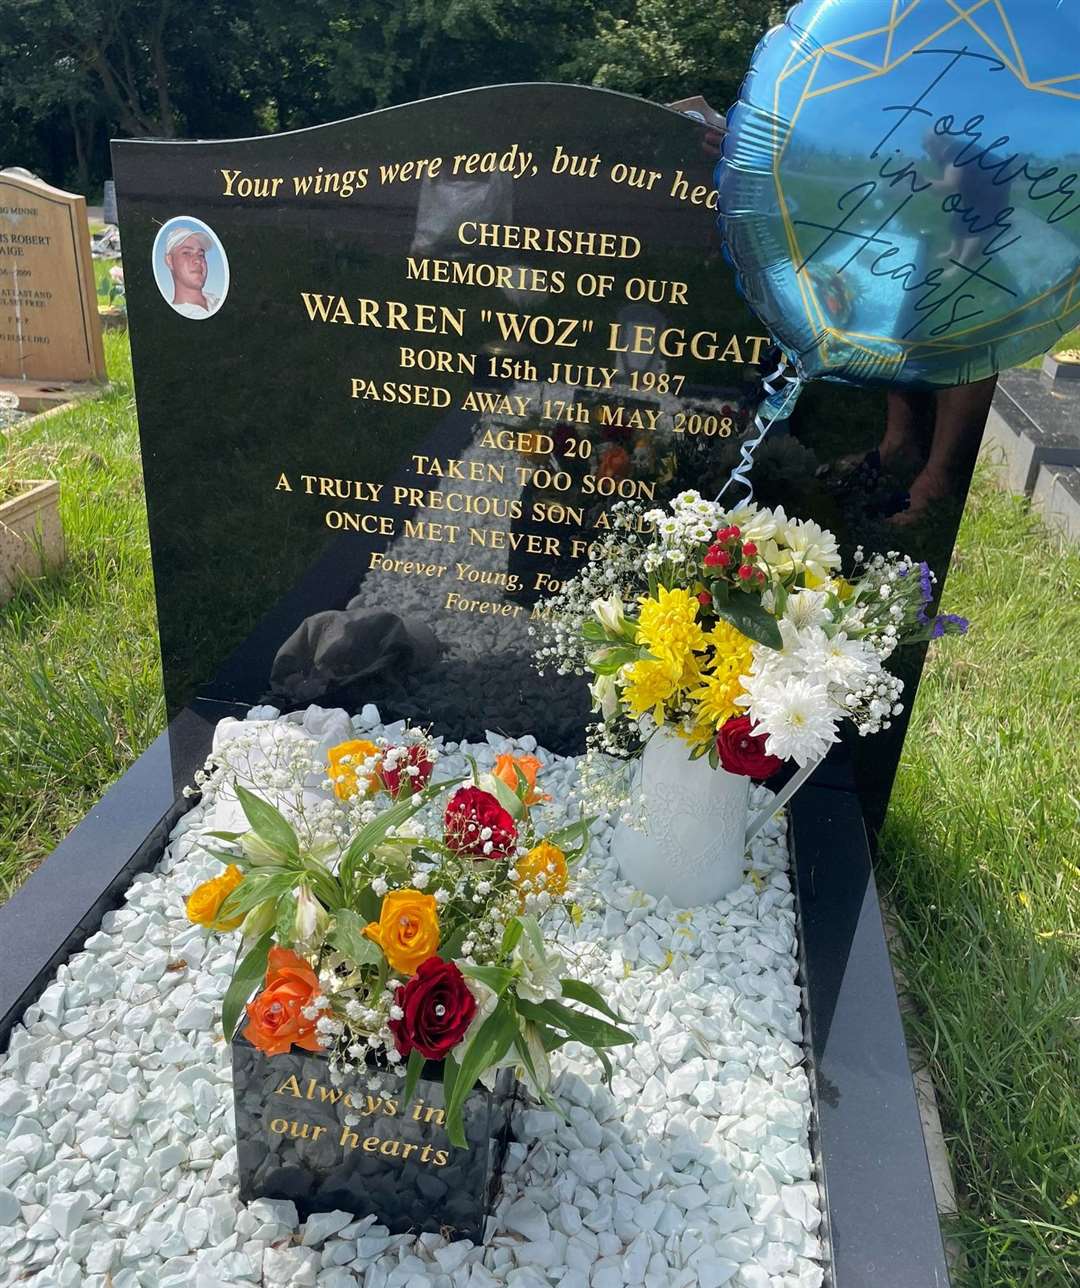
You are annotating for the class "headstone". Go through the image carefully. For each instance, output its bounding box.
[0,170,107,385]
[103,179,118,227]
[111,83,991,829]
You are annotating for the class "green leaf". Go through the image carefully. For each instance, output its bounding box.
[355,884,381,923]
[709,578,731,605]
[439,921,468,962]
[274,893,296,941]
[441,1051,459,1123]
[714,600,783,649]
[234,784,300,858]
[340,777,464,890]
[516,998,635,1049]
[218,871,299,923]
[487,769,526,821]
[513,1027,564,1119]
[444,1000,517,1148]
[543,817,596,851]
[559,978,623,1024]
[221,931,274,1040]
[204,830,244,842]
[581,619,606,643]
[401,1049,425,1116]
[499,918,524,958]
[688,741,711,762]
[329,909,383,966]
[590,644,644,676]
[459,964,514,995]
[519,914,546,959]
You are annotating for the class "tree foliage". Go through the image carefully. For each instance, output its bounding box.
[0,0,779,193]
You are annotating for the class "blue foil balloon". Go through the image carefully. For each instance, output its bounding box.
[717,0,1080,387]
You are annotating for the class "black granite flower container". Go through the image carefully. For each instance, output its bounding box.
[232,1036,517,1240]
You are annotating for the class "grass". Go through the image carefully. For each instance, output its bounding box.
[0,330,164,900]
[880,474,1080,1285]
[0,331,1077,1281]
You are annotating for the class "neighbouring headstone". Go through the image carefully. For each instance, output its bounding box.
[103,179,118,227]
[0,170,107,387]
[111,83,990,828]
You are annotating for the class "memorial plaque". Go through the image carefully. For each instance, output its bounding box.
[0,170,106,384]
[233,1038,516,1237]
[112,84,990,829]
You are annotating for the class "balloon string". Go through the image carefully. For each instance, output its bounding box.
[715,357,802,506]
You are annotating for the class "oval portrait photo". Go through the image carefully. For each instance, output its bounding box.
[152,216,229,319]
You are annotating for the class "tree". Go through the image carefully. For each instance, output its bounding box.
[569,0,784,115]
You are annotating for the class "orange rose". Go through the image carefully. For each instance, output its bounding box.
[363,889,440,976]
[513,842,569,909]
[243,946,325,1057]
[326,739,382,801]
[493,753,548,806]
[186,864,245,931]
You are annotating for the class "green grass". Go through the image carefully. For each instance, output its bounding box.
[1024,327,1080,369]
[880,474,1080,1285]
[0,330,164,899]
[1,331,1078,1280]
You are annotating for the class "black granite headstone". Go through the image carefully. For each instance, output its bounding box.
[111,82,991,831]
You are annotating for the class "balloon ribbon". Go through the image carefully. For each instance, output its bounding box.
[715,355,802,506]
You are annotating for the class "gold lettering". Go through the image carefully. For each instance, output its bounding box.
[274,1076,302,1098]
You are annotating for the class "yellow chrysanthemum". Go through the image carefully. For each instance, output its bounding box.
[704,620,755,669]
[687,621,754,736]
[623,655,684,723]
[636,586,707,671]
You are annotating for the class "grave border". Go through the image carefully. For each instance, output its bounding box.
[0,705,950,1285]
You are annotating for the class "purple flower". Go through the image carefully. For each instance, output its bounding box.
[918,562,934,604]
[931,614,969,639]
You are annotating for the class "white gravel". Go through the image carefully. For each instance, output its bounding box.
[0,705,825,1288]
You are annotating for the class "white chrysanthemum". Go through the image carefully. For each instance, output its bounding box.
[721,502,783,544]
[743,677,840,766]
[796,628,878,691]
[783,588,832,632]
[780,516,842,580]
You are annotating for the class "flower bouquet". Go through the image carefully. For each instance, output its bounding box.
[186,731,632,1152]
[534,491,967,903]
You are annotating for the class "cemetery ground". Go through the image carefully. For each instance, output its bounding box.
[0,334,1076,1286]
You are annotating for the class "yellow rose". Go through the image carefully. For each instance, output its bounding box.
[363,889,440,975]
[327,739,382,801]
[514,842,569,909]
[186,864,245,931]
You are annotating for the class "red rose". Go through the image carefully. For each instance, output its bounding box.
[443,786,517,859]
[379,744,434,797]
[388,957,477,1061]
[716,715,785,780]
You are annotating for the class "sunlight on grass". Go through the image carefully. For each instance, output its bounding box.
[0,331,164,898]
[881,472,1080,1286]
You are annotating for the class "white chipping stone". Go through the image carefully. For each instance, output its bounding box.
[263,1244,319,1285]
[503,1198,550,1242]
[300,1209,353,1245]
[0,1188,19,1226]
[47,1192,92,1237]
[0,709,825,1288]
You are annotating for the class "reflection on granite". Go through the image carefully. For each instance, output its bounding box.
[233,1037,516,1238]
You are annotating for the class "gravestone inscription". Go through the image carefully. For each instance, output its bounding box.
[112,83,990,829]
[0,170,106,385]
